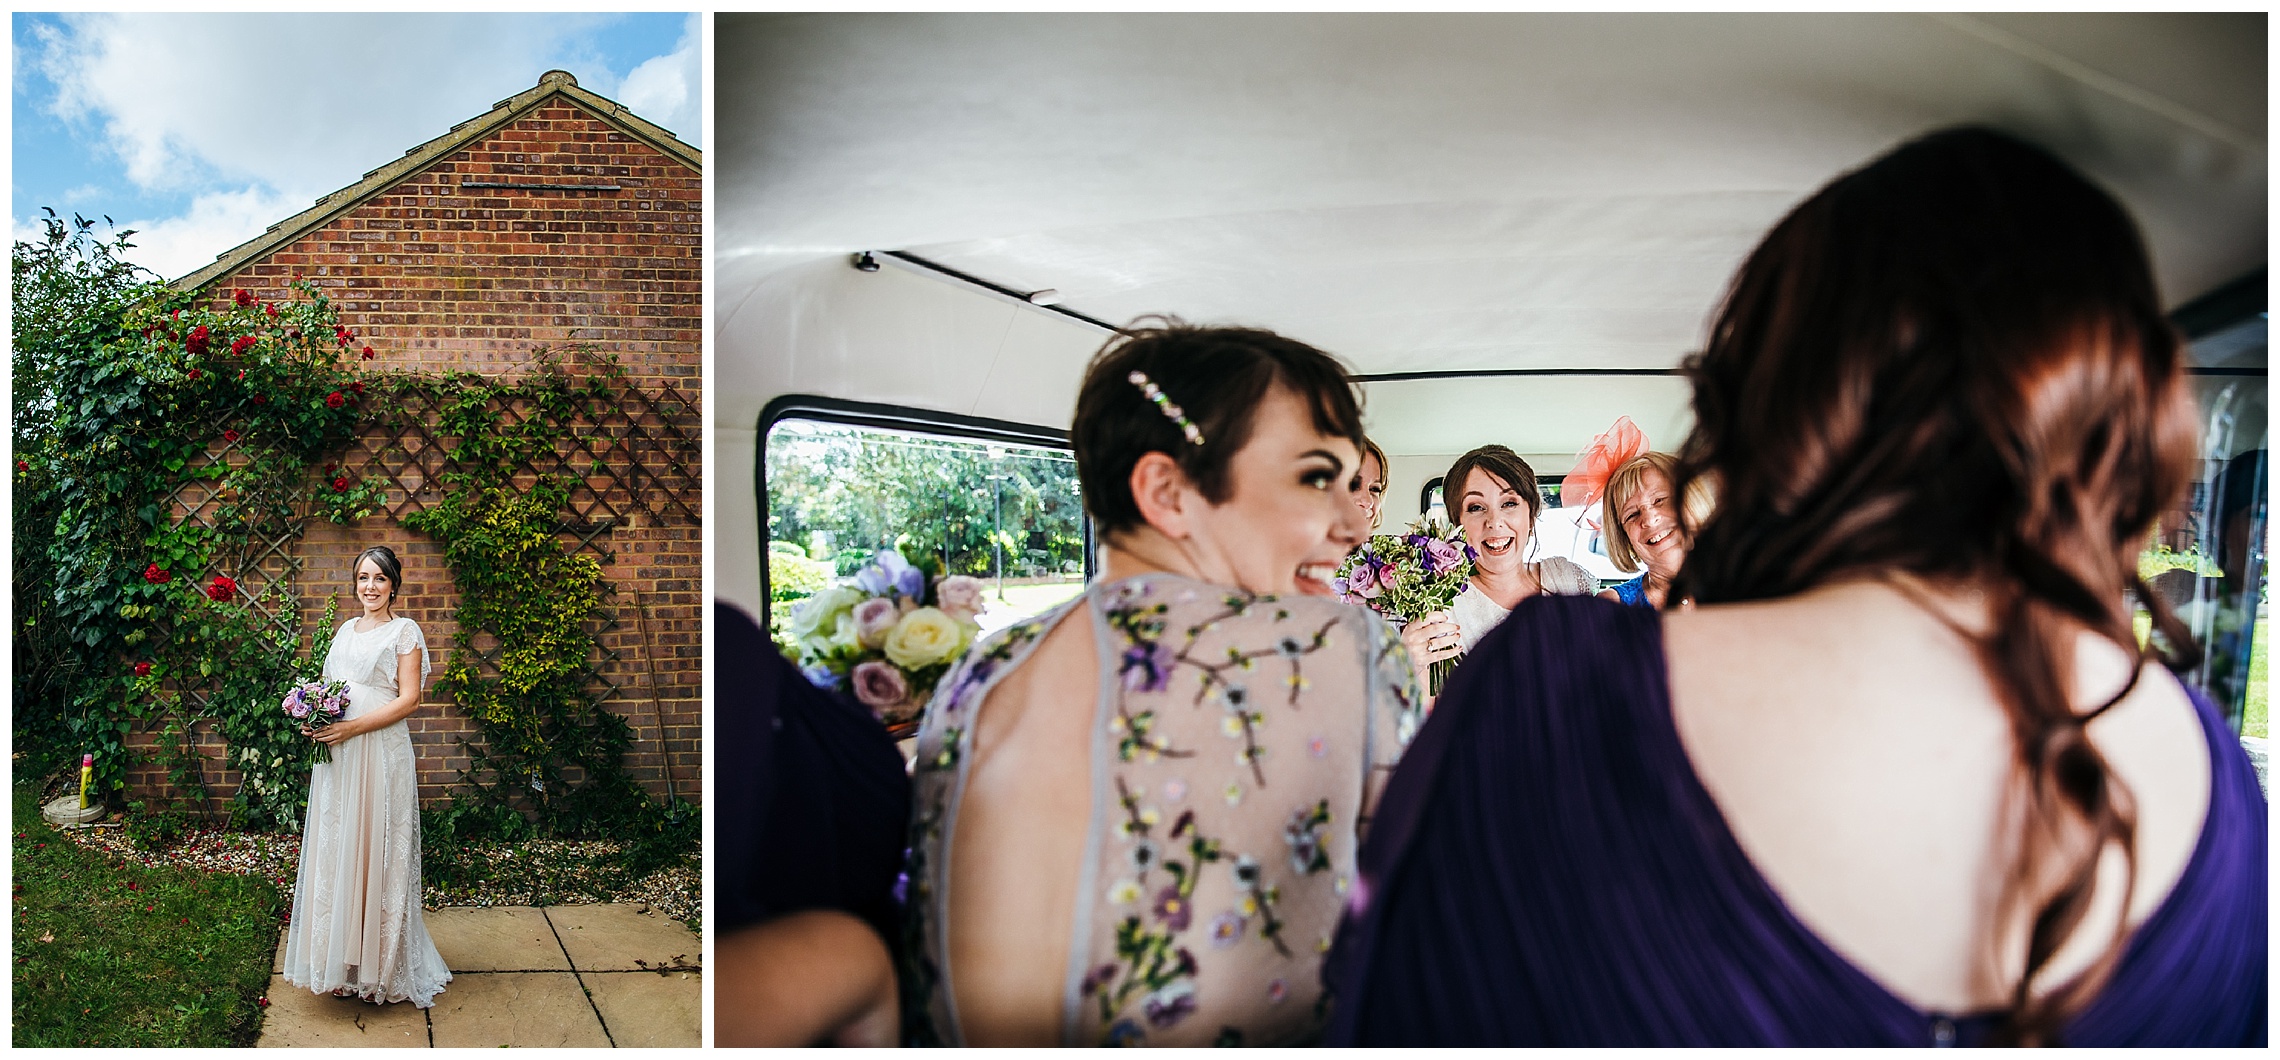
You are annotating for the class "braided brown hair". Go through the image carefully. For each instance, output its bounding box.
[1670,128,2201,1045]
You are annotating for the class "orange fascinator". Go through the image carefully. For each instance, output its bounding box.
[1561,416,1647,527]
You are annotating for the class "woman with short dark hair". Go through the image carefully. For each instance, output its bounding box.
[902,320,1424,1047]
[1327,128,2265,1046]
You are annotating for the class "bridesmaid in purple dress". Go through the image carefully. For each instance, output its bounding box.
[1326,128,2265,1046]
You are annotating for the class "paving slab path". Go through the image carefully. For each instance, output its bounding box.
[255,903,700,1048]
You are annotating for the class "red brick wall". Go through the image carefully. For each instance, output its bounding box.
[124,97,701,816]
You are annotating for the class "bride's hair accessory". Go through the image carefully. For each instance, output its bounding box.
[1128,371,1205,447]
[1561,416,1647,527]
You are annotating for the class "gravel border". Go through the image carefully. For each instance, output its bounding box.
[51,821,698,931]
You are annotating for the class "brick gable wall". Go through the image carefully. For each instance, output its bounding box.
[127,98,701,816]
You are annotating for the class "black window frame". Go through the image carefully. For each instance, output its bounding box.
[757,394,1094,630]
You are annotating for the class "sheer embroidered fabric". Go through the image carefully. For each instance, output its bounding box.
[903,573,1424,1046]
[280,616,451,1007]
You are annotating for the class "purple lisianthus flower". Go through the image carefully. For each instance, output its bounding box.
[801,663,843,690]
[1120,640,1176,693]
[1106,1019,1146,1046]
[1421,536,1464,573]
[854,549,925,599]
[1346,560,1382,599]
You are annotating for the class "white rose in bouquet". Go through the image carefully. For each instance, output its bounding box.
[884,606,970,669]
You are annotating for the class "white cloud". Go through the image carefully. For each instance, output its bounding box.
[26,13,697,277]
[116,186,304,281]
[36,13,613,200]
[615,13,702,146]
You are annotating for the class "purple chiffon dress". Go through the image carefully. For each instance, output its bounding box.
[1325,594,2266,1046]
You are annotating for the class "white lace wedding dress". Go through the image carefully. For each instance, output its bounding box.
[280,616,453,1007]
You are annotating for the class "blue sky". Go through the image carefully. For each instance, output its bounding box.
[13,12,700,279]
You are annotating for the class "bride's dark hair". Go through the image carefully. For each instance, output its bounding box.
[1670,127,2201,1045]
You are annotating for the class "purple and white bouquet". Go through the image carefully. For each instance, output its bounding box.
[1335,516,1475,620]
[784,548,986,734]
[1335,517,1476,693]
[283,677,352,762]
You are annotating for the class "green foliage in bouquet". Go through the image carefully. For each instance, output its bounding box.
[1335,517,1476,693]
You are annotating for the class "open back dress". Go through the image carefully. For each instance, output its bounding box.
[1325,594,2266,1046]
[902,572,1423,1046]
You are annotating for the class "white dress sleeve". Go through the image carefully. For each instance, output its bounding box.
[1539,556,1600,596]
[393,619,432,686]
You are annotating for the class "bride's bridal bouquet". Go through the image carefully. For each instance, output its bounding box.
[283,677,352,762]
[1335,517,1475,692]
[786,548,987,737]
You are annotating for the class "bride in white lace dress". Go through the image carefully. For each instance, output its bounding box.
[281,545,452,1007]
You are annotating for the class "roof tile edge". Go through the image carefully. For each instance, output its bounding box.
[171,71,701,292]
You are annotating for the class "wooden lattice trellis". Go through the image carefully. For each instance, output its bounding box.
[158,379,700,756]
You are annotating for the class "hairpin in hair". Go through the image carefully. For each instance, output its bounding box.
[1128,370,1205,447]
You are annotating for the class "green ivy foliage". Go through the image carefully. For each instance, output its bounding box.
[16,217,691,858]
[13,213,377,822]
[395,350,696,863]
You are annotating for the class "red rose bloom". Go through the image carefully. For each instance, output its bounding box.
[265,303,278,318]
[233,289,253,308]
[223,429,240,443]
[14,460,27,472]
[325,391,345,409]
[144,563,170,584]
[253,395,267,405]
[351,381,365,394]
[361,346,375,360]
[133,662,151,677]
[230,335,257,355]
[333,476,350,492]
[206,576,238,602]
[185,325,210,357]
[187,368,201,381]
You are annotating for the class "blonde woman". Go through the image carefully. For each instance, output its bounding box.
[1594,451,1709,610]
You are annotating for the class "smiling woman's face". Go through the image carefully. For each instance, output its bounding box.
[1351,450,1386,526]
[1457,467,1534,575]
[355,556,394,615]
[1619,466,1686,578]
[1181,383,1369,596]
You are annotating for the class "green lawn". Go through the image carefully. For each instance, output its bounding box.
[984,579,1087,623]
[2132,613,2266,740]
[11,786,282,1047]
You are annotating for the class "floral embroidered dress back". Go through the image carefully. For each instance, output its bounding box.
[905,573,1423,1046]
